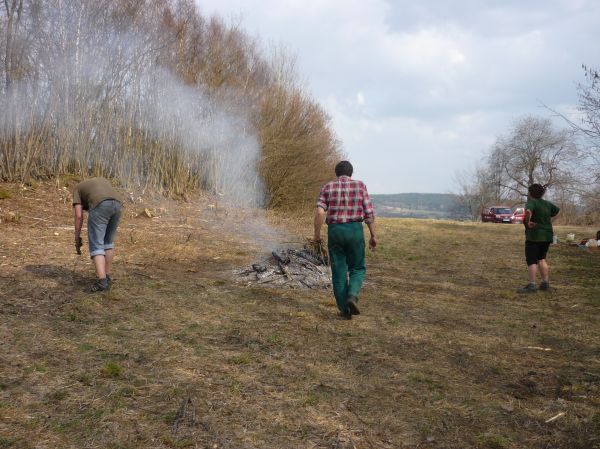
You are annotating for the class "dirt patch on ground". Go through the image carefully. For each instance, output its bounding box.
[1,183,599,448]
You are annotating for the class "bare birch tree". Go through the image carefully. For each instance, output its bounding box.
[2,0,23,89]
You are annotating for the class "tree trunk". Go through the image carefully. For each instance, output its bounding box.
[3,0,23,89]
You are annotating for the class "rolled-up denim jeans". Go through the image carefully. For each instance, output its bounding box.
[88,200,122,257]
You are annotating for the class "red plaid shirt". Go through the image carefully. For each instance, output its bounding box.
[317,176,375,224]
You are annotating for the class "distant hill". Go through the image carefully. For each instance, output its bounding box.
[371,193,470,220]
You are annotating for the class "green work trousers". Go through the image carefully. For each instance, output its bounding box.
[327,221,366,313]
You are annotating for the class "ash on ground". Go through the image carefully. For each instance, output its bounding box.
[235,246,331,289]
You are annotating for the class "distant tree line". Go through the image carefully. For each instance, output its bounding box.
[455,65,600,225]
[372,193,470,220]
[0,0,341,209]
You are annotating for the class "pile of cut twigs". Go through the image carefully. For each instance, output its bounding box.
[235,240,331,289]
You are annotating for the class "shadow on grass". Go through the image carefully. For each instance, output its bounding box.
[25,263,86,280]
[24,264,90,292]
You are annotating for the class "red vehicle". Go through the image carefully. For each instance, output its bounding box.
[511,207,525,224]
[481,206,513,223]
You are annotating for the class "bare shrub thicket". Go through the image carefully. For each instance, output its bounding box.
[258,83,341,210]
[0,0,341,209]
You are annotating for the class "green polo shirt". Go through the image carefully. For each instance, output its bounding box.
[525,198,560,242]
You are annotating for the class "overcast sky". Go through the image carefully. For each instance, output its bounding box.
[196,0,599,194]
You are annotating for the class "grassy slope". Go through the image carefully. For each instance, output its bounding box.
[0,183,599,449]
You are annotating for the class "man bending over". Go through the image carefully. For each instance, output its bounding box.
[73,177,123,292]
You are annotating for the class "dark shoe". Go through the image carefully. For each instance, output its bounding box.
[347,296,360,315]
[539,281,550,291]
[517,283,537,294]
[90,278,110,293]
[106,274,112,285]
[338,310,352,320]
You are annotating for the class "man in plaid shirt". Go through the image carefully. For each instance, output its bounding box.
[314,161,377,319]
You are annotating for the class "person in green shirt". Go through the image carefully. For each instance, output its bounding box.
[518,183,560,294]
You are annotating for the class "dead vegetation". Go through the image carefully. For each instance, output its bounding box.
[234,244,330,289]
[0,0,341,208]
[0,183,599,449]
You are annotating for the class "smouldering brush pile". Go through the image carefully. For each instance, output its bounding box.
[235,243,331,289]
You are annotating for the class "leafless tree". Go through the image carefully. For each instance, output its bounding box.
[487,116,581,199]
[453,163,508,221]
[0,0,342,210]
[1,0,23,90]
[577,66,600,149]
[573,65,600,204]
[454,116,590,223]
[553,65,600,154]
[549,65,600,180]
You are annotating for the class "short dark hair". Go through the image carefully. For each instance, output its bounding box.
[528,183,546,199]
[335,160,353,177]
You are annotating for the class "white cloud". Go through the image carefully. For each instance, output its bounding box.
[379,27,468,74]
[323,94,499,192]
[196,0,600,192]
[356,92,365,106]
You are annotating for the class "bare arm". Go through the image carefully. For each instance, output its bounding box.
[73,204,83,253]
[362,185,377,250]
[313,207,326,241]
[366,220,377,250]
[524,209,536,229]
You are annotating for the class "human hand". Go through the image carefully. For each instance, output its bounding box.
[75,236,82,255]
[527,221,537,229]
[369,236,377,250]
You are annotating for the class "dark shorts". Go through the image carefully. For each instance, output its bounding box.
[525,241,551,266]
[88,200,122,257]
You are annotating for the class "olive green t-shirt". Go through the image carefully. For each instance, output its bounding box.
[525,198,559,242]
[72,178,121,211]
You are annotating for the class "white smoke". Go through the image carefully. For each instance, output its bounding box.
[1,1,266,208]
[134,68,264,207]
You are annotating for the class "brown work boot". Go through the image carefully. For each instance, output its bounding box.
[517,283,537,294]
[90,278,110,293]
[338,310,352,320]
[347,296,360,315]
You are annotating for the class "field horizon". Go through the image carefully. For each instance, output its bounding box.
[372,192,471,220]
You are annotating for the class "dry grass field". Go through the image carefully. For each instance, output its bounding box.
[1,182,599,449]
